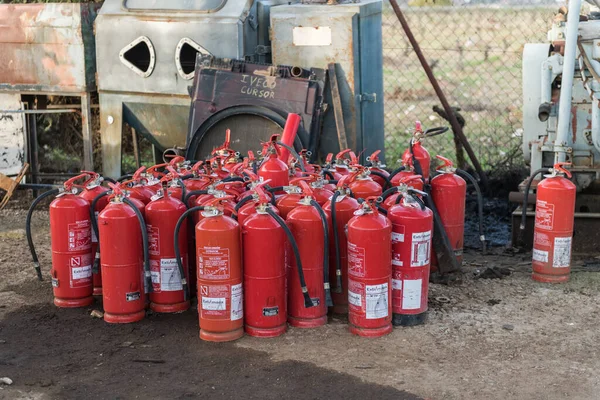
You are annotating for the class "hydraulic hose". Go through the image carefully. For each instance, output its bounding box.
[90,191,111,274]
[276,141,306,172]
[123,197,152,294]
[174,206,206,301]
[266,207,314,308]
[330,191,343,293]
[456,169,486,253]
[322,170,335,180]
[370,170,392,190]
[387,165,406,183]
[26,188,60,281]
[379,186,399,203]
[520,168,547,233]
[310,199,332,307]
[183,190,209,208]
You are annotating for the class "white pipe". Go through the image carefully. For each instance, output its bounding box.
[541,60,553,105]
[555,0,583,162]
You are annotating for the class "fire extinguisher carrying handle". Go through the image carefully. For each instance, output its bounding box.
[122,197,152,294]
[330,191,343,293]
[174,207,206,301]
[455,169,486,253]
[265,207,314,309]
[90,191,112,274]
[26,188,60,281]
[310,199,333,307]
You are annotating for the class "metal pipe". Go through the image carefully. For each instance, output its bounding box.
[388,0,489,191]
[0,109,79,114]
[554,0,583,163]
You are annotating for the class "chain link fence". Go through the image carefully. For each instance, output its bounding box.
[382,1,563,174]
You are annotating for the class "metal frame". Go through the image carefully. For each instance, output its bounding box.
[119,36,156,78]
[175,38,212,80]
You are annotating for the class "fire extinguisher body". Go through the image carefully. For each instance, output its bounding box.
[346,210,393,337]
[49,194,94,308]
[98,201,146,323]
[349,178,383,200]
[322,195,360,314]
[312,187,334,206]
[286,205,327,328]
[128,185,154,204]
[242,211,287,337]
[370,167,389,188]
[80,185,109,296]
[430,172,466,267]
[387,201,433,326]
[390,171,425,191]
[145,196,189,313]
[532,176,576,283]
[276,192,302,219]
[403,142,430,180]
[237,201,280,226]
[196,213,244,342]
[258,154,289,188]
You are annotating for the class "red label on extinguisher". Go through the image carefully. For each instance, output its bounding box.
[198,247,230,279]
[534,200,554,230]
[347,242,366,277]
[347,279,364,314]
[70,253,92,288]
[147,225,160,256]
[200,284,240,320]
[67,220,91,251]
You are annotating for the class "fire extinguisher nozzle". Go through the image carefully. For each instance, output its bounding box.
[303,291,314,308]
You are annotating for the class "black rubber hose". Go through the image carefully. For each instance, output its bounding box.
[409,140,426,180]
[370,170,392,190]
[377,205,388,215]
[276,141,306,172]
[221,176,245,183]
[379,187,399,203]
[322,170,335,180]
[123,197,152,294]
[90,191,111,274]
[102,177,117,184]
[519,168,547,233]
[424,126,449,137]
[183,190,209,208]
[174,206,206,301]
[26,188,59,281]
[174,179,187,203]
[180,174,194,180]
[234,194,254,215]
[117,174,133,182]
[456,169,486,253]
[266,186,285,193]
[266,207,314,308]
[310,199,332,307]
[18,184,60,190]
[330,191,343,294]
[387,165,406,183]
[252,162,258,175]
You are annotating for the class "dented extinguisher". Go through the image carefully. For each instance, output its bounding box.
[242,190,313,337]
[98,183,151,323]
[346,197,392,337]
[386,188,433,326]
[530,163,576,283]
[175,197,243,342]
[286,181,332,328]
[26,173,95,308]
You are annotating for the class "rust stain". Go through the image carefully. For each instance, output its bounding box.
[586,118,592,131]
[571,106,577,143]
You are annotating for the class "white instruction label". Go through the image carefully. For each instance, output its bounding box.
[160,258,182,291]
[202,297,226,311]
[72,265,92,280]
[231,283,243,321]
[411,231,431,267]
[402,279,422,310]
[532,248,548,263]
[553,237,572,268]
[392,279,402,290]
[348,290,362,307]
[366,283,389,320]
[391,232,404,243]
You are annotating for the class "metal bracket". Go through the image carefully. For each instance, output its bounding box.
[247,13,258,30]
[358,93,377,103]
[255,45,271,56]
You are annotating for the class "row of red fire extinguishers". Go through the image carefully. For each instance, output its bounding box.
[26,118,486,341]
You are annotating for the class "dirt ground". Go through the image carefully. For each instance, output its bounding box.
[1,202,599,400]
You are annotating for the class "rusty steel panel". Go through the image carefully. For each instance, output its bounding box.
[0,3,98,93]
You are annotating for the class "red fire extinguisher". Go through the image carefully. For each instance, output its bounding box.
[323,153,343,184]
[531,163,576,283]
[334,149,353,177]
[402,122,449,181]
[367,150,390,189]
[322,176,360,314]
[78,172,110,296]
[430,155,466,269]
[145,181,190,313]
[98,184,151,323]
[258,134,289,189]
[26,173,95,308]
[242,191,314,337]
[286,181,332,328]
[348,167,383,200]
[346,197,392,337]
[275,177,310,219]
[387,189,433,326]
[174,197,244,342]
[379,175,423,211]
[233,181,279,226]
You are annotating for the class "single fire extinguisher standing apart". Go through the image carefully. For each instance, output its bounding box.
[531,163,576,283]
[26,173,94,307]
[430,156,466,269]
[242,188,314,337]
[145,183,189,313]
[175,197,243,342]
[346,197,392,337]
[98,184,151,323]
[387,189,433,326]
[286,181,332,328]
